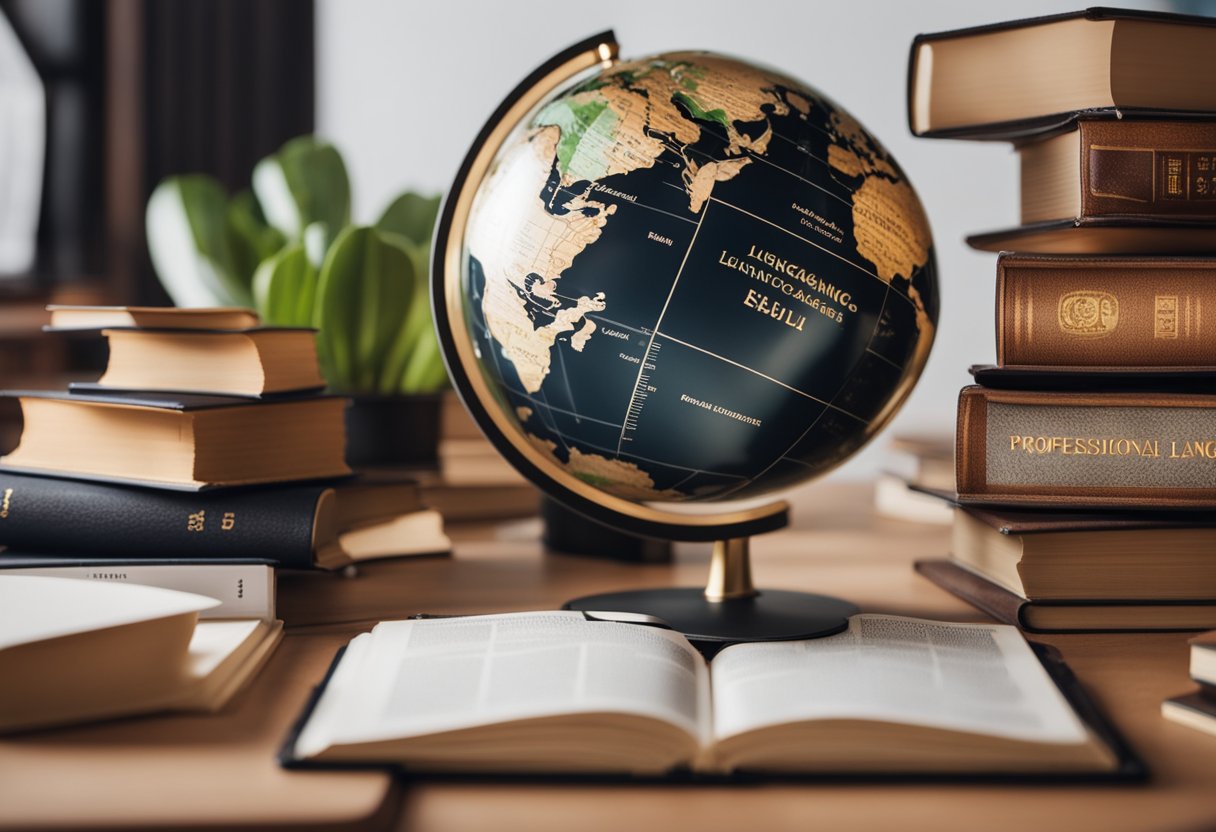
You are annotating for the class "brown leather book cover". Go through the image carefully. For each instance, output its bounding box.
[955,386,1216,509]
[996,254,1216,367]
[1030,120,1216,221]
[915,559,1216,633]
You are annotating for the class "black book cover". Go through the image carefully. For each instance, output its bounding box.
[0,471,333,568]
[970,365,1216,393]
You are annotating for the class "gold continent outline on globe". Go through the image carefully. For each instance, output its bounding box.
[464,53,936,504]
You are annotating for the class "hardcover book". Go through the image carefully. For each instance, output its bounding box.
[0,390,350,490]
[951,504,1216,601]
[908,8,1216,140]
[45,305,261,331]
[80,327,325,397]
[1161,631,1216,736]
[0,575,282,733]
[0,555,275,619]
[966,221,1216,255]
[280,610,1137,779]
[970,364,1216,393]
[1019,120,1216,226]
[955,386,1216,509]
[995,254,1216,369]
[1161,692,1216,738]
[914,559,1216,633]
[0,472,446,569]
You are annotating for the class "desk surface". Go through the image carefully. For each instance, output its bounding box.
[2,482,1214,832]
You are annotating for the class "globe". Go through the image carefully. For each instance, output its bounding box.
[433,33,938,543]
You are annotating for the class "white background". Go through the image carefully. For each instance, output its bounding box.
[316,0,1165,482]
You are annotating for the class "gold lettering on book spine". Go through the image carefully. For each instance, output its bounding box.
[1058,291,1118,338]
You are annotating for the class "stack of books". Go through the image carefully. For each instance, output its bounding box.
[1163,631,1216,736]
[0,306,450,621]
[907,9,1216,633]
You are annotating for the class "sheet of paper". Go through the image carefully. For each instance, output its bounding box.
[0,575,219,649]
[711,614,1090,744]
[297,611,709,754]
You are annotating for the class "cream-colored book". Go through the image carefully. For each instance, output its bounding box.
[285,611,1118,776]
[0,576,282,733]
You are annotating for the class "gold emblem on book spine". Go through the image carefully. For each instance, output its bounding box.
[1155,295,1179,339]
[1058,291,1118,338]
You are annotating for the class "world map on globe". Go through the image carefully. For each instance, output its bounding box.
[461,52,938,504]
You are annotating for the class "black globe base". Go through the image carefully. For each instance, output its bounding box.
[564,587,858,653]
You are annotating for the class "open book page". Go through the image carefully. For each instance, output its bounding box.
[710,614,1090,745]
[294,611,709,758]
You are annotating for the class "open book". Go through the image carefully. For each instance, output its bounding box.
[284,611,1121,776]
[0,576,281,733]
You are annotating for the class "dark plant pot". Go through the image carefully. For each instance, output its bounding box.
[345,394,443,469]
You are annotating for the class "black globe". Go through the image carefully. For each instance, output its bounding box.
[435,40,937,529]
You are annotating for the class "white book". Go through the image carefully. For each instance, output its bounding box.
[0,559,274,620]
[0,575,282,733]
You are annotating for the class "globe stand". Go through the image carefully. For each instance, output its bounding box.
[565,535,858,654]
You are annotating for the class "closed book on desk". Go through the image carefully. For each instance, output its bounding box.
[951,504,1216,601]
[0,472,445,570]
[955,386,1216,509]
[996,254,1216,369]
[915,559,1216,633]
[0,555,274,619]
[1161,632,1216,736]
[967,222,1216,255]
[45,305,262,331]
[908,8,1216,140]
[0,576,282,733]
[1020,121,1216,226]
[77,327,324,398]
[281,611,1140,780]
[0,390,349,490]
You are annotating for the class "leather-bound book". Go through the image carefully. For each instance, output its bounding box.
[955,386,1216,509]
[996,253,1216,368]
[1020,120,1216,226]
[0,471,445,569]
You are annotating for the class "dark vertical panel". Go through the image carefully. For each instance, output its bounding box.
[124,0,316,303]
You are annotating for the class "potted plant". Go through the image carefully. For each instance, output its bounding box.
[145,136,448,467]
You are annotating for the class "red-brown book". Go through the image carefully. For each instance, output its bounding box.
[996,254,1216,368]
[1020,120,1216,225]
[955,386,1216,509]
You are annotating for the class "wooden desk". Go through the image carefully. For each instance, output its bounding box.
[2,482,1214,832]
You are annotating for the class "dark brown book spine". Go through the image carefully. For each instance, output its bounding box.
[997,254,1216,367]
[955,386,1216,509]
[1079,121,1216,220]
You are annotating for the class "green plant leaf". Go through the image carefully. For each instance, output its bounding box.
[252,243,316,327]
[146,175,251,307]
[377,239,436,393]
[400,322,449,393]
[376,192,441,247]
[252,136,351,244]
[314,226,414,392]
[226,190,286,286]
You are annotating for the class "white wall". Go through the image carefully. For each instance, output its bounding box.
[317,0,1165,483]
